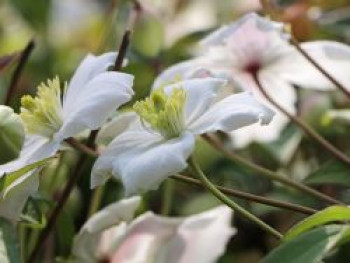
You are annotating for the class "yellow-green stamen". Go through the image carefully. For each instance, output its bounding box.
[20,77,63,138]
[133,87,187,139]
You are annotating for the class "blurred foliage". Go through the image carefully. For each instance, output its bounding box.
[1,0,350,262]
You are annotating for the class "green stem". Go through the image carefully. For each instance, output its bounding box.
[88,186,105,217]
[203,134,344,206]
[161,180,174,215]
[19,224,26,262]
[188,156,283,240]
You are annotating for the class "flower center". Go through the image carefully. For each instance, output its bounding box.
[244,61,261,76]
[20,77,64,138]
[133,87,187,139]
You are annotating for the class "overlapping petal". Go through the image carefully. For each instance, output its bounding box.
[72,196,235,263]
[272,41,350,91]
[57,71,134,141]
[63,52,117,109]
[187,91,275,135]
[108,206,235,263]
[200,13,287,48]
[72,196,141,262]
[164,78,226,124]
[152,59,206,90]
[92,124,195,195]
[0,135,59,222]
[96,112,139,145]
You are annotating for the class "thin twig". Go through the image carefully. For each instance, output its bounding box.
[66,138,99,157]
[203,134,344,206]
[253,74,350,166]
[5,40,35,105]
[172,175,317,215]
[290,37,350,99]
[113,30,131,71]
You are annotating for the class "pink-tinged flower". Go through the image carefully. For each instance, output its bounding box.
[72,196,235,263]
[91,78,274,195]
[0,52,134,223]
[153,13,350,148]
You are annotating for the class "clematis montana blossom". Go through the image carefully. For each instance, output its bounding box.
[0,52,134,222]
[72,196,235,263]
[91,78,274,195]
[153,13,350,148]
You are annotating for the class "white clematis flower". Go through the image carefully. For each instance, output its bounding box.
[72,196,235,263]
[153,12,350,148]
[91,78,274,195]
[0,52,134,222]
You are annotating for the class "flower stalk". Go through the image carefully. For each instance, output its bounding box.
[188,156,283,240]
[5,40,35,106]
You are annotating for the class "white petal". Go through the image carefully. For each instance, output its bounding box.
[164,78,227,125]
[188,91,275,135]
[230,112,290,148]
[63,52,117,109]
[152,59,206,90]
[109,211,182,262]
[91,119,155,188]
[57,72,134,141]
[72,196,140,262]
[92,127,195,195]
[200,12,287,48]
[272,41,350,91]
[0,135,58,177]
[109,206,235,263]
[117,132,195,196]
[228,72,296,147]
[0,136,59,223]
[166,206,235,263]
[96,112,138,145]
[0,173,38,224]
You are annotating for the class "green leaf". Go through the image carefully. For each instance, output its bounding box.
[263,225,350,263]
[0,217,20,263]
[9,0,51,32]
[304,160,350,187]
[0,156,56,196]
[132,13,164,57]
[19,197,50,229]
[56,209,75,256]
[285,206,350,241]
[0,106,25,164]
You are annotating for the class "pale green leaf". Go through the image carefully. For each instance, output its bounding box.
[263,225,350,263]
[285,206,350,241]
[0,156,56,196]
[304,160,350,187]
[0,217,20,263]
[0,106,25,164]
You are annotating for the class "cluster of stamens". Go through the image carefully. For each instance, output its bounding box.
[20,77,64,138]
[133,87,187,139]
